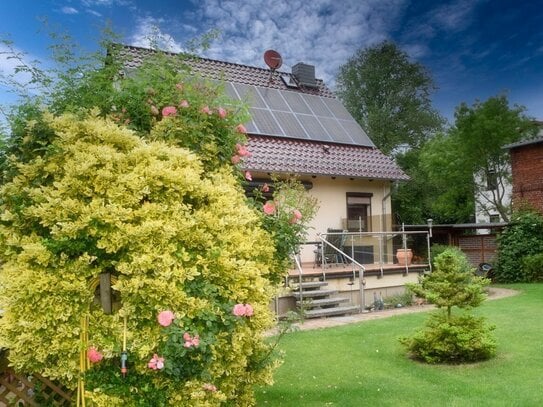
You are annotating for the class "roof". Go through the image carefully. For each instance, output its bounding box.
[113,44,407,181]
[504,135,543,150]
[114,44,335,97]
[245,135,409,180]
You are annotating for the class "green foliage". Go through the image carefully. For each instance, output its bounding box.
[522,253,543,282]
[336,40,443,155]
[400,312,496,364]
[407,248,490,317]
[0,114,278,405]
[0,28,318,405]
[429,244,456,269]
[402,248,495,364]
[451,95,536,222]
[495,210,543,282]
[418,133,476,223]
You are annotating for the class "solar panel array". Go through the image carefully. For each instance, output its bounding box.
[224,82,374,147]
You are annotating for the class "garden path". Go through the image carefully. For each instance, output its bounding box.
[289,287,519,332]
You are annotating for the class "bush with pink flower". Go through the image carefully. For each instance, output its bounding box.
[0,40,317,407]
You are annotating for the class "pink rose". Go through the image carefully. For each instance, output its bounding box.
[157,310,175,327]
[87,347,103,363]
[236,143,251,157]
[233,303,254,317]
[201,105,212,115]
[202,383,217,392]
[244,304,254,317]
[263,201,276,215]
[179,100,189,108]
[217,107,227,119]
[262,183,270,192]
[148,354,164,370]
[290,209,303,224]
[233,303,247,317]
[231,155,241,164]
[245,171,252,181]
[235,124,247,134]
[183,332,200,348]
[162,106,177,117]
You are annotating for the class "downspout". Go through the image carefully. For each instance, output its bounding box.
[381,182,396,267]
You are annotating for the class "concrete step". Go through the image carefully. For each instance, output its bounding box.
[291,281,328,290]
[293,289,337,299]
[297,297,350,308]
[303,305,360,319]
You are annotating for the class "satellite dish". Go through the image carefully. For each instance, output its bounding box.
[264,50,282,70]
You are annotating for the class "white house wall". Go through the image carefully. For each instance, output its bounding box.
[298,176,392,263]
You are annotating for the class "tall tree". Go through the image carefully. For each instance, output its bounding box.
[336,41,443,155]
[452,94,536,222]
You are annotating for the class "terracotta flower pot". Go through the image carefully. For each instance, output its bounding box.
[396,248,413,265]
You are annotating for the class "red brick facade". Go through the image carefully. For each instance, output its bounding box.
[510,139,543,214]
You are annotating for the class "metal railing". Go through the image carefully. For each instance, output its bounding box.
[316,233,366,312]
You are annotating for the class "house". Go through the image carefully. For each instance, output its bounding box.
[115,45,424,315]
[505,123,543,214]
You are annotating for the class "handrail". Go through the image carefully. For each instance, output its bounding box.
[317,233,366,312]
[292,251,305,313]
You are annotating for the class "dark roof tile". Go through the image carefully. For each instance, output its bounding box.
[243,136,409,181]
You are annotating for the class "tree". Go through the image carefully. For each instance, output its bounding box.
[417,132,476,223]
[400,248,496,364]
[453,94,537,222]
[336,41,443,155]
[0,31,317,405]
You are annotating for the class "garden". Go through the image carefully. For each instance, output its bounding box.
[256,283,543,406]
[1,31,543,406]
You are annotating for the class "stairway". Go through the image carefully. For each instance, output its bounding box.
[291,279,359,319]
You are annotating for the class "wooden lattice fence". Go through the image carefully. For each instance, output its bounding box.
[0,367,73,406]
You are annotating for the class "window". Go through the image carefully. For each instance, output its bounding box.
[489,214,500,223]
[486,169,498,190]
[346,193,372,231]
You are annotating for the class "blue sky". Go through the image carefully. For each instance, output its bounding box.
[1,0,542,125]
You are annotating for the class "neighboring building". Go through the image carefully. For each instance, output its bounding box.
[505,124,543,214]
[115,45,409,264]
[473,165,512,233]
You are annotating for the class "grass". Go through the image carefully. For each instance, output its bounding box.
[256,283,543,406]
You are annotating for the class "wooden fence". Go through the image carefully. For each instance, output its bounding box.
[0,367,72,406]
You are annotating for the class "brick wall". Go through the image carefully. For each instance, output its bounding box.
[458,234,497,266]
[511,142,543,214]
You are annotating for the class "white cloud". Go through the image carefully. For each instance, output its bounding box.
[130,17,184,53]
[61,7,79,15]
[173,0,406,87]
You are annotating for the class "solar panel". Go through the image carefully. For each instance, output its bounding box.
[224,82,374,147]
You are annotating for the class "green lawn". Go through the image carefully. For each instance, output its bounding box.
[256,284,543,406]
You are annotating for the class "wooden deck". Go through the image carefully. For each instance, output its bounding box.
[289,261,429,279]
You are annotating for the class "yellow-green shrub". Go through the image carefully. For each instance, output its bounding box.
[0,113,278,405]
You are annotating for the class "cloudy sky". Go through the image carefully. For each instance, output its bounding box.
[1,0,542,123]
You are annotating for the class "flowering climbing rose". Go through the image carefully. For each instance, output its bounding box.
[235,124,247,134]
[245,171,252,181]
[233,303,254,317]
[148,354,165,370]
[290,209,303,224]
[87,347,103,363]
[157,310,175,327]
[179,99,189,108]
[231,154,241,164]
[201,105,212,115]
[183,332,200,348]
[263,201,276,215]
[162,106,177,117]
[236,143,251,157]
[217,107,227,118]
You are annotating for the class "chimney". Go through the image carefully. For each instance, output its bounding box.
[292,62,318,88]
